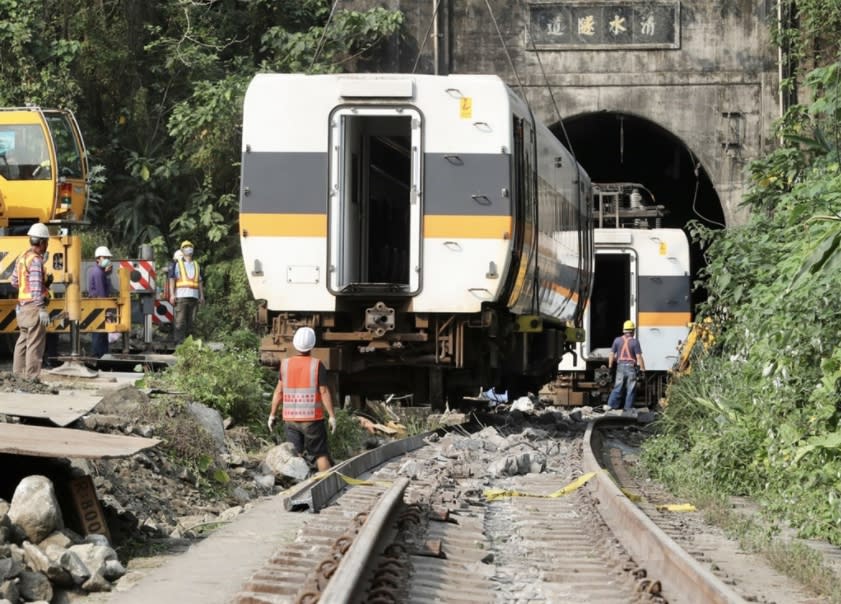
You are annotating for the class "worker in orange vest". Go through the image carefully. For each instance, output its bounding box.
[10,223,52,379]
[267,327,337,471]
[606,320,646,411]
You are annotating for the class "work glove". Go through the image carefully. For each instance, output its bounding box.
[267,415,277,431]
[38,309,50,326]
[328,416,337,434]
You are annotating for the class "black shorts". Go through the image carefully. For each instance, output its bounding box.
[285,421,330,458]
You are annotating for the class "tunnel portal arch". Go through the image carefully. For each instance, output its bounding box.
[552,111,724,308]
[554,111,725,231]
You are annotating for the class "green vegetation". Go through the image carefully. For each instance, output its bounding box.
[642,58,841,550]
[160,337,272,426]
[0,0,403,338]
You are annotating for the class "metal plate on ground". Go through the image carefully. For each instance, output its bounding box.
[0,423,160,458]
[0,391,103,426]
[97,353,176,370]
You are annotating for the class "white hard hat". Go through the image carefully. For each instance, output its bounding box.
[94,246,112,258]
[27,223,49,240]
[173,250,184,261]
[292,327,316,353]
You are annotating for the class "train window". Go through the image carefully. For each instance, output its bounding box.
[328,107,422,295]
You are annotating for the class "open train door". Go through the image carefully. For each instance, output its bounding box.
[587,232,637,361]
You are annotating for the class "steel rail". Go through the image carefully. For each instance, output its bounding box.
[583,418,746,604]
[282,432,430,512]
[318,477,410,603]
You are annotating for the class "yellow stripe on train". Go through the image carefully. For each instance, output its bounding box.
[638,312,692,327]
[239,213,513,239]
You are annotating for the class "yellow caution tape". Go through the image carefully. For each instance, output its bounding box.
[620,488,642,502]
[336,473,392,488]
[656,503,697,512]
[484,472,598,502]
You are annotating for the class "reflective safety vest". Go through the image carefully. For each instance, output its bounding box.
[618,335,637,364]
[281,356,324,421]
[16,250,43,302]
[175,259,200,289]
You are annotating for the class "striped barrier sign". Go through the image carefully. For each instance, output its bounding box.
[153,300,173,325]
[118,260,156,292]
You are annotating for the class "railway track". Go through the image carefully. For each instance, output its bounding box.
[103,410,840,604]
[228,415,753,604]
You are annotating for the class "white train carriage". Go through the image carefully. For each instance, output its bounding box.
[239,73,593,403]
[556,224,691,407]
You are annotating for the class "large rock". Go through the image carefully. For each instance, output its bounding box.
[265,443,310,480]
[0,557,23,582]
[18,570,53,603]
[8,476,64,543]
[264,442,297,472]
[187,402,227,454]
[0,579,19,603]
[487,452,546,478]
[22,541,50,573]
[93,385,149,415]
[67,543,120,581]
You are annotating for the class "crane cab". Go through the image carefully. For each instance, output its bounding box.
[0,107,88,230]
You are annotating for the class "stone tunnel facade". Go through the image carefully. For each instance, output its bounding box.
[348,0,781,226]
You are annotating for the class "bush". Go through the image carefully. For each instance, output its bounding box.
[161,337,270,425]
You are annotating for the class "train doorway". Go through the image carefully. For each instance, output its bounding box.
[327,109,422,295]
[589,252,632,353]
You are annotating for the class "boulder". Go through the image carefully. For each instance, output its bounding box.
[57,549,91,586]
[67,543,118,580]
[81,571,112,593]
[264,443,298,472]
[93,385,149,415]
[0,557,23,582]
[187,402,227,454]
[0,579,19,603]
[8,476,64,543]
[22,541,50,573]
[18,570,53,603]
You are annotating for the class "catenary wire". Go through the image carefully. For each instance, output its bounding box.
[310,0,341,71]
[412,0,443,74]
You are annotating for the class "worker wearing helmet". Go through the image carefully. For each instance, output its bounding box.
[87,245,113,358]
[606,319,646,412]
[267,327,337,472]
[168,240,204,345]
[10,223,52,379]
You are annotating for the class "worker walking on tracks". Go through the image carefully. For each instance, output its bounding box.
[10,223,52,379]
[87,246,113,358]
[168,240,204,344]
[606,320,646,411]
[267,327,337,472]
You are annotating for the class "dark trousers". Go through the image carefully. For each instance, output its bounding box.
[91,333,109,358]
[173,297,199,344]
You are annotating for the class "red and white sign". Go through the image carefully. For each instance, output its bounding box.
[119,260,156,292]
[153,300,173,324]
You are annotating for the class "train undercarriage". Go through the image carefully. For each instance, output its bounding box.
[257,303,578,410]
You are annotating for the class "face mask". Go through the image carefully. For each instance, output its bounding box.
[43,251,49,263]
[182,247,194,257]
[100,258,111,269]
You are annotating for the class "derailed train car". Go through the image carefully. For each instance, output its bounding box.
[554,184,692,407]
[239,73,593,404]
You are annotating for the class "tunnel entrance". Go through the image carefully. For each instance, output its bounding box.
[552,112,725,308]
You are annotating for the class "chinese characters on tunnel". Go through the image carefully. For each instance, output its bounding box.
[530,2,679,49]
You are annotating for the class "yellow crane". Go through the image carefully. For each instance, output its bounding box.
[0,107,130,373]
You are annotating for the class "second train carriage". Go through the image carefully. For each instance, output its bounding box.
[239,73,593,404]
[554,184,692,407]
